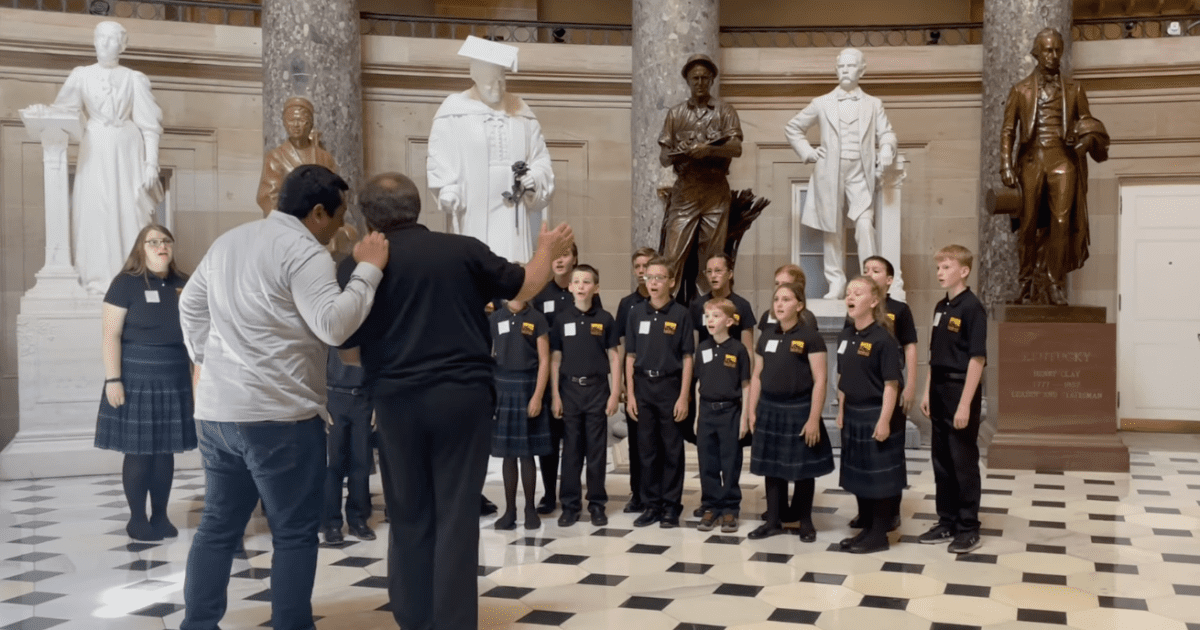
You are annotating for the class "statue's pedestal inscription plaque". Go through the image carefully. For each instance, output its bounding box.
[989,305,1129,472]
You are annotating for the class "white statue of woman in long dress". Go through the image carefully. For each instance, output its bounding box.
[427,36,553,263]
[53,20,163,294]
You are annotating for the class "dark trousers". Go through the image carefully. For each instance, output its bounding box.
[324,388,373,527]
[539,399,564,499]
[626,418,642,504]
[559,379,610,513]
[182,418,326,630]
[373,382,494,630]
[930,376,982,534]
[635,374,685,514]
[696,401,743,515]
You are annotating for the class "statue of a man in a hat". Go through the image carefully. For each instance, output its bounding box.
[786,48,896,299]
[257,96,339,215]
[658,53,743,295]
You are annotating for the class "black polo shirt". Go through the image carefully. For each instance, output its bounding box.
[690,291,757,344]
[616,289,649,340]
[929,288,988,372]
[840,294,918,362]
[837,322,903,406]
[104,271,189,346]
[625,300,694,374]
[533,278,603,327]
[695,337,750,402]
[339,223,525,388]
[758,308,819,333]
[550,301,618,378]
[756,322,826,399]
[490,304,548,373]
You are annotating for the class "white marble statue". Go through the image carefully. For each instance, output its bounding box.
[785,48,896,299]
[43,20,164,295]
[427,36,553,263]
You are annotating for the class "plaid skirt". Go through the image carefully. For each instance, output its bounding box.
[839,402,907,498]
[492,370,553,458]
[750,395,834,481]
[95,343,196,454]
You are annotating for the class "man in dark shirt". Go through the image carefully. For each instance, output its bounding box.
[339,173,573,630]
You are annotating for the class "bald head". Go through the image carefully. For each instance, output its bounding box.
[360,172,422,232]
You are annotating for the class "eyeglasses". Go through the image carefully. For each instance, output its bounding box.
[643,274,668,283]
[145,239,174,248]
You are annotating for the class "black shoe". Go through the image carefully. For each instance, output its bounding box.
[918,524,955,544]
[798,521,817,543]
[126,519,163,542]
[848,537,889,554]
[589,507,608,527]
[149,515,178,539]
[633,508,661,527]
[536,495,557,515]
[692,506,704,518]
[494,512,517,531]
[557,510,580,527]
[696,510,717,532]
[347,521,376,541]
[624,500,645,514]
[747,523,785,540]
[948,531,982,554]
[849,514,864,529]
[481,495,498,516]
[659,511,680,529]
[321,526,345,546]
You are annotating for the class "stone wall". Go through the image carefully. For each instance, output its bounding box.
[2,7,1198,447]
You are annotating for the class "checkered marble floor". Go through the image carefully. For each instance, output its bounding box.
[3,433,1200,630]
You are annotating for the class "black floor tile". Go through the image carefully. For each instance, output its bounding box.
[4,552,59,563]
[628,543,670,554]
[1026,544,1066,554]
[930,623,981,630]
[231,567,271,579]
[1022,572,1067,585]
[592,528,632,538]
[944,583,991,598]
[110,542,159,553]
[478,565,500,576]
[11,508,54,516]
[130,602,186,617]
[579,573,627,586]
[351,576,388,589]
[767,608,821,624]
[748,552,792,564]
[1139,489,1171,496]
[1098,596,1149,611]
[0,617,67,630]
[1089,514,1125,522]
[800,572,846,585]
[1091,536,1132,546]
[1086,494,1119,502]
[1095,563,1138,574]
[1174,584,1200,596]
[510,537,554,547]
[2,591,65,606]
[9,537,57,547]
[517,610,575,625]
[981,489,1013,496]
[3,570,62,583]
[1164,553,1200,564]
[1032,500,1066,508]
[704,535,742,545]
[482,585,533,599]
[1083,479,1116,485]
[620,595,673,611]
[859,595,908,610]
[543,554,588,565]
[978,506,1009,514]
[673,623,724,630]
[713,583,763,597]
[881,562,924,574]
[10,521,57,530]
[955,553,998,564]
[986,474,1016,480]
[1145,507,1182,515]
[1017,609,1068,624]
[115,560,169,571]
[1033,485,1064,491]
[1153,528,1193,537]
[667,562,712,574]
[1028,520,1066,529]
[331,556,379,568]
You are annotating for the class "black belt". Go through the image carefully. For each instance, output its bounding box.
[567,375,605,386]
[699,398,741,410]
[328,386,365,396]
[638,369,681,379]
[933,369,967,382]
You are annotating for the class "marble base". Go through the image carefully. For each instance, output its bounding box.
[0,291,199,480]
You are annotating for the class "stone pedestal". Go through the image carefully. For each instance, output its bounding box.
[630,0,719,252]
[977,0,1072,312]
[987,305,1129,472]
[262,0,364,232]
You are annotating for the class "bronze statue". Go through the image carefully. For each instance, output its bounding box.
[658,54,743,300]
[999,28,1109,305]
[256,96,339,215]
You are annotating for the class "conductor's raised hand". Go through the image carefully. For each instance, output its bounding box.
[354,231,390,270]
[538,221,575,260]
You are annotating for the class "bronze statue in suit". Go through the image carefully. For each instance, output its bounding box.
[1000,28,1108,305]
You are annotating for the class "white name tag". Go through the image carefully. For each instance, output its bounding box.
[837,340,848,354]
[933,312,942,326]
[543,301,555,313]
[497,321,511,335]
[145,290,160,303]
[564,322,577,337]
[638,320,651,335]
[765,339,779,353]
[767,314,777,324]
[701,348,713,363]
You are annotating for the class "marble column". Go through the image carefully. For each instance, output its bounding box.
[262,0,365,233]
[630,0,720,255]
[977,0,1072,311]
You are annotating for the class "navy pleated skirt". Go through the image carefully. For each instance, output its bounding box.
[95,343,196,454]
[839,402,907,498]
[492,369,553,458]
[750,395,834,481]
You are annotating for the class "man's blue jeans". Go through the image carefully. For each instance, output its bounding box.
[181,418,326,630]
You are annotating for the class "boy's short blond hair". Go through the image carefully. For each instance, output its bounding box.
[632,247,657,262]
[646,256,671,272]
[704,297,737,318]
[935,244,974,271]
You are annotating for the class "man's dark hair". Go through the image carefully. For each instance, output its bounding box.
[359,172,422,232]
[572,263,599,284]
[278,164,348,220]
[862,255,895,277]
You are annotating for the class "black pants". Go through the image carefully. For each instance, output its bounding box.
[626,418,642,504]
[373,381,494,630]
[324,388,373,527]
[930,376,982,534]
[696,400,743,515]
[539,396,564,498]
[559,379,610,513]
[635,374,685,514]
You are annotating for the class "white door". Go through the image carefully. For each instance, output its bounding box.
[1118,184,1200,425]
